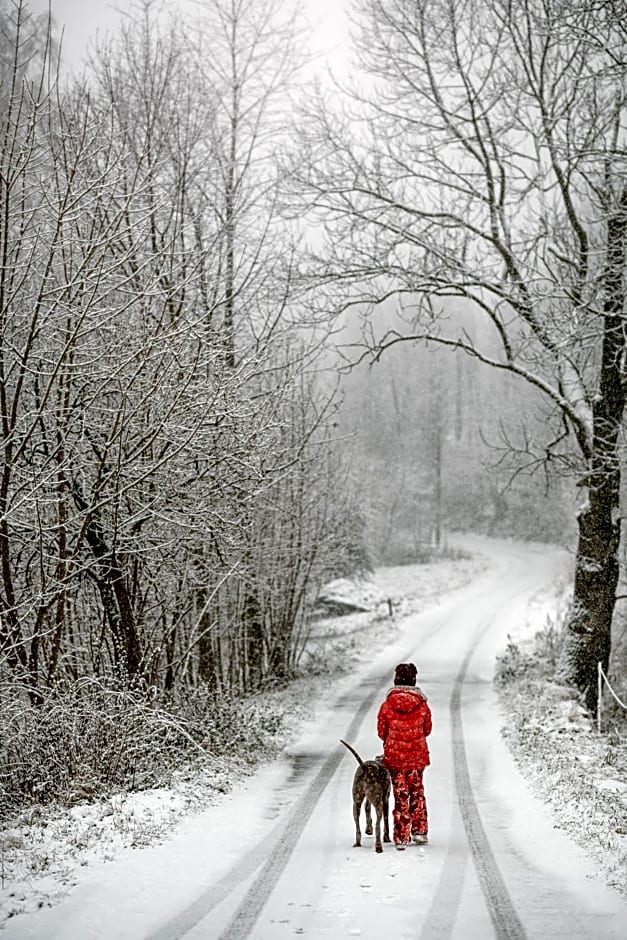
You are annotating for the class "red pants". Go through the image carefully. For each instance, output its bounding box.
[389,768,428,845]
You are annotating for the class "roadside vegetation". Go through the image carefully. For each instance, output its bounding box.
[496,606,627,896]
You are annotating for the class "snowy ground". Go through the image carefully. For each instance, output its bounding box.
[1,539,625,938]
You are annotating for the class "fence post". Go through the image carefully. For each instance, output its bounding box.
[596,663,627,734]
[597,661,602,734]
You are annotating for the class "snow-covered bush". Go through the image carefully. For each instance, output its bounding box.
[494,635,534,685]
[167,686,286,757]
[0,679,286,819]
[495,616,562,686]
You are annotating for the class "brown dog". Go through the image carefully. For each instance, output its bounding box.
[340,739,391,853]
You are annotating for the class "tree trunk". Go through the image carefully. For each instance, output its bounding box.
[72,483,142,677]
[223,17,238,370]
[432,394,443,551]
[562,494,619,712]
[243,588,264,688]
[0,465,29,678]
[198,592,221,690]
[559,197,627,711]
[268,630,291,682]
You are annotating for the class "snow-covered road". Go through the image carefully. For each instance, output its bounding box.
[5,539,626,939]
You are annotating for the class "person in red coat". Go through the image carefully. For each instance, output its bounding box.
[377,662,432,849]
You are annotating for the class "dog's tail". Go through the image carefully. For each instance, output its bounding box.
[340,739,364,766]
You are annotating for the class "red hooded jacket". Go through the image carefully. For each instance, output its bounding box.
[377,686,432,771]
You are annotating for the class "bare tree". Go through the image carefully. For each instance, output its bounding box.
[294,0,627,708]
[0,0,231,686]
[0,0,367,702]
[192,0,302,366]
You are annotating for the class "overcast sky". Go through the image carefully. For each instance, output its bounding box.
[28,0,352,77]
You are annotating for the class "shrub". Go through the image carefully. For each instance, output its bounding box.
[0,678,285,820]
[494,635,534,685]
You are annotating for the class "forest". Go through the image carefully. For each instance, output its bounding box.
[0,0,625,814]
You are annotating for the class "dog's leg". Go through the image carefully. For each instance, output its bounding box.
[383,789,391,843]
[353,796,363,847]
[364,798,373,835]
[374,805,383,853]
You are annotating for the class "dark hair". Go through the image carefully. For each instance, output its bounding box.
[394,662,417,686]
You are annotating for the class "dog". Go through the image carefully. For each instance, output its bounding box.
[340,739,391,853]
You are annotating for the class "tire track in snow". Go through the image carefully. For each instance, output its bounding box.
[420,585,534,940]
[417,799,468,939]
[448,597,529,940]
[216,673,394,940]
[450,638,527,940]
